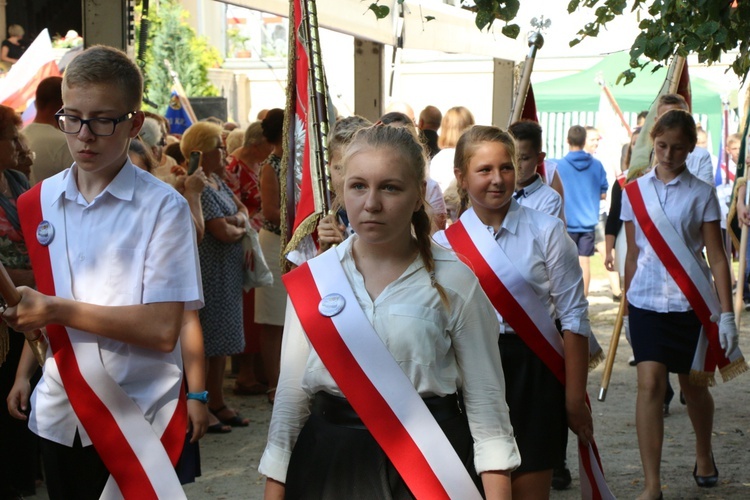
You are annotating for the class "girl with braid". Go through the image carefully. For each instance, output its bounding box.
[259,124,519,499]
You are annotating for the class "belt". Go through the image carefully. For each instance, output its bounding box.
[312,391,462,429]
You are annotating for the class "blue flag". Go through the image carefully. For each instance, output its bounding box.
[165,90,193,135]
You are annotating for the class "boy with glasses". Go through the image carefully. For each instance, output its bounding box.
[3,45,203,499]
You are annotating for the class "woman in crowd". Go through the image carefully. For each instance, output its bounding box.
[260,124,519,499]
[1,25,26,67]
[0,104,41,498]
[181,122,250,429]
[429,106,475,194]
[255,109,286,404]
[226,122,273,395]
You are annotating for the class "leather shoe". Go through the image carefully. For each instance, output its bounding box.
[693,455,718,487]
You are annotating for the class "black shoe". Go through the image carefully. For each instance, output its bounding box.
[551,466,572,490]
[663,403,670,417]
[693,455,719,487]
[679,390,686,405]
[613,293,622,302]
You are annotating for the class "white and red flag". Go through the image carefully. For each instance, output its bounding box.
[280,0,333,266]
[0,29,60,112]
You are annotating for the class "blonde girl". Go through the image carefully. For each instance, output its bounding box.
[259,125,519,499]
[434,125,593,499]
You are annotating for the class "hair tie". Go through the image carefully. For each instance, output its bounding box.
[429,271,437,288]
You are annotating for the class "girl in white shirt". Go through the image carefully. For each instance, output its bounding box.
[621,109,737,500]
[260,124,520,499]
[433,125,593,499]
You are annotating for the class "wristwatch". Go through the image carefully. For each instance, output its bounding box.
[187,391,209,404]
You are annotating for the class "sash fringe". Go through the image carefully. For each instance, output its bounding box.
[588,348,605,372]
[719,356,748,382]
[689,370,716,387]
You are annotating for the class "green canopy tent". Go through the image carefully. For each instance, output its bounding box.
[533,51,726,158]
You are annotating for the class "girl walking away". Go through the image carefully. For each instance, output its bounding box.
[621,109,746,500]
[434,125,610,499]
[259,124,520,499]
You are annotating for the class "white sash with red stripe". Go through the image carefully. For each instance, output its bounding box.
[282,250,482,500]
[19,179,187,499]
[444,208,614,500]
[625,178,747,383]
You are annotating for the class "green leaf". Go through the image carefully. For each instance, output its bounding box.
[424,16,435,22]
[475,9,495,30]
[501,23,521,39]
[368,4,390,20]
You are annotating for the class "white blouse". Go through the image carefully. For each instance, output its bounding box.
[621,167,720,312]
[259,236,520,481]
[433,201,591,337]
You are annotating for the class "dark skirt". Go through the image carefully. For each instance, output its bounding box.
[498,333,566,473]
[285,392,482,500]
[629,303,702,374]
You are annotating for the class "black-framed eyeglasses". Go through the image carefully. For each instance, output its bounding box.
[55,110,138,137]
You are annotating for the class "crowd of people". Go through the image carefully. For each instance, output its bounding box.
[0,43,749,500]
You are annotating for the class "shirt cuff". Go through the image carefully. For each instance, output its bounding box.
[258,442,292,483]
[473,435,521,474]
[561,316,592,337]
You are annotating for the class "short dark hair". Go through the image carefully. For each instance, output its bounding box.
[261,108,284,145]
[657,94,689,112]
[567,125,587,147]
[508,120,542,152]
[35,76,63,111]
[379,111,412,127]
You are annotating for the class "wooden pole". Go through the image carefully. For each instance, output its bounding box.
[598,297,626,401]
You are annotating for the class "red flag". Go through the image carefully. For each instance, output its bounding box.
[281,0,332,264]
[520,84,538,123]
[0,29,60,111]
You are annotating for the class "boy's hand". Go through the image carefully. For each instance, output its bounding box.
[1,287,52,332]
[7,376,31,421]
[187,399,209,443]
[604,250,615,272]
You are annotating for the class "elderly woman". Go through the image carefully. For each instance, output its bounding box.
[0,104,40,498]
[181,122,250,429]
[225,122,273,395]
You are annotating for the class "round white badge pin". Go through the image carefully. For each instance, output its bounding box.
[36,220,54,246]
[318,293,346,317]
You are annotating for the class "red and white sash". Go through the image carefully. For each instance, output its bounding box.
[282,250,482,500]
[625,178,747,383]
[18,180,187,499]
[444,208,614,500]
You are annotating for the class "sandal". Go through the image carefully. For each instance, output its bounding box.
[209,405,250,427]
[233,382,268,396]
[206,422,232,434]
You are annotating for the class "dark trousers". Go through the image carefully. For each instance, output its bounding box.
[40,433,109,500]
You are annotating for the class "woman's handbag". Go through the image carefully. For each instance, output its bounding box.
[242,222,273,291]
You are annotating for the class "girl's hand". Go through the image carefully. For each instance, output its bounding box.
[719,312,738,358]
[566,399,593,447]
[738,203,750,226]
[187,400,209,443]
[317,214,345,251]
[604,249,615,272]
